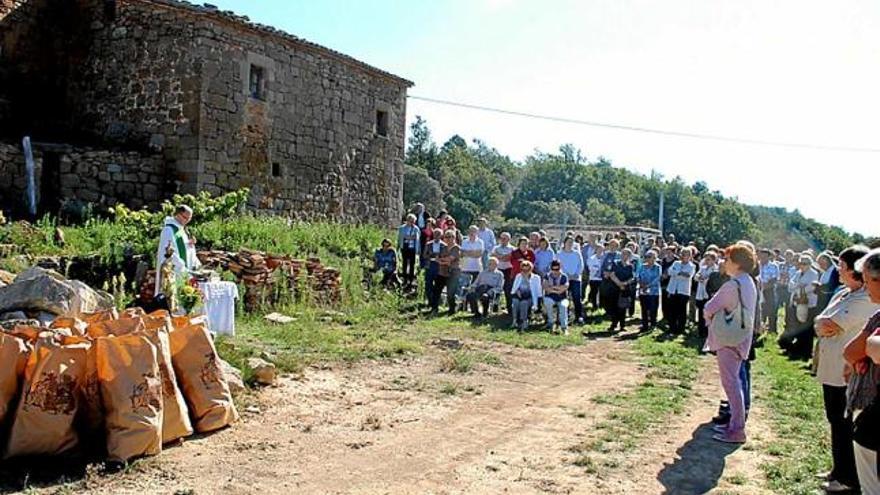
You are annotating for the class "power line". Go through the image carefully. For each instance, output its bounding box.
[408,95,880,154]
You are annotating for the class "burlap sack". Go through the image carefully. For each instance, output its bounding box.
[0,332,29,425]
[96,334,163,463]
[50,317,88,337]
[168,324,239,433]
[81,308,119,324]
[86,318,145,339]
[139,315,193,443]
[4,335,89,459]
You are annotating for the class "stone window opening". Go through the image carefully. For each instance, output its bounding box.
[249,64,266,100]
[271,162,281,178]
[375,110,389,137]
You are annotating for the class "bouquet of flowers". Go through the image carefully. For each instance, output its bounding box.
[177,279,203,315]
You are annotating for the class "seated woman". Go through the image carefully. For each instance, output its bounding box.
[373,239,400,289]
[466,257,505,319]
[510,260,542,332]
[543,260,570,335]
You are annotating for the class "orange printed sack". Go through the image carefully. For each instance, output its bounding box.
[50,317,88,337]
[4,335,89,459]
[0,332,29,425]
[168,324,238,433]
[86,318,144,339]
[140,315,193,443]
[120,307,146,319]
[96,334,163,463]
[3,325,41,343]
[80,340,103,433]
[81,308,119,324]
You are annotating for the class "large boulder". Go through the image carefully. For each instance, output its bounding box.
[0,267,113,317]
[246,357,277,386]
[219,358,246,396]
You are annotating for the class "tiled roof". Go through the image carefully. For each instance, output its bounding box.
[137,0,414,87]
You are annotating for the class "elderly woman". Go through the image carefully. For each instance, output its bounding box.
[534,237,556,278]
[607,248,636,332]
[637,249,662,331]
[543,260,570,334]
[511,260,542,332]
[703,244,758,444]
[397,213,421,289]
[466,257,505,319]
[695,251,720,338]
[431,230,461,316]
[373,238,400,289]
[666,246,696,334]
[817,251,842,311]
[814,245,876,493]
[511,237,536,278]
[779,255,820,359]
[600,239,623,317]
[843,249,880,493]
[586,243,606,312]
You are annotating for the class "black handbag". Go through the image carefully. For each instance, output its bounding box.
[853,388,880,450]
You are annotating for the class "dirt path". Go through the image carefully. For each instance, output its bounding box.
[17,337,779,495]
[60,339,637,495]
[581,360,776,495]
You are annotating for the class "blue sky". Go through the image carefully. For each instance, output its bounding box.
[209,0,879,236]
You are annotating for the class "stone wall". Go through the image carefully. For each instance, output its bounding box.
[191,7,408,225]
[0,141,164,214]
[65,0,203,191]
[0,0,93,139]
[1,0,410,226]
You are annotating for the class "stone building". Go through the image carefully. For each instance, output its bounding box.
[0,0,412,225]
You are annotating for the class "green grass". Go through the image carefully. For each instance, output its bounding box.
[439,349,503,373]
[569,330,702,467]
[752,338,829,495]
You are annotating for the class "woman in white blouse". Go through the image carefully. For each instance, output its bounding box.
[510,261,543,332]
[813,246,877,492]
[695,251,719,338]
[779,254,819,359]
[666,246,696,333]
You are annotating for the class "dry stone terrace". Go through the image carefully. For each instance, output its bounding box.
[0,0,412,225]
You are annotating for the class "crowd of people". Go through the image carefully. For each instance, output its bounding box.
[368,203,880,493]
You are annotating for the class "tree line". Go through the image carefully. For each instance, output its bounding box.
[403,116,870,253]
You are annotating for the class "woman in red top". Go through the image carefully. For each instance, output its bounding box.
[511,237,536,276]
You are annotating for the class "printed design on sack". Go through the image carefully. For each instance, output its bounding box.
[160,362,176,398]
[200,351,221,390]
[84,372,100,401]
[25,372,77,415]
[130,372,162,412]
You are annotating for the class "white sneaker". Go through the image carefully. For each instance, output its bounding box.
[822,480,854,493]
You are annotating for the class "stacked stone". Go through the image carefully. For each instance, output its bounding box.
[195,249,340,310]
[311,268,342,304]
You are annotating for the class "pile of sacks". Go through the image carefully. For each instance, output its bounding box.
[0,307,239,464]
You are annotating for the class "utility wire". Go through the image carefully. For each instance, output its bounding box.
[408,95,880,154]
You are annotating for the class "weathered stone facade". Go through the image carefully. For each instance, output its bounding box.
[0,141,165,212]
[0,0,411,225]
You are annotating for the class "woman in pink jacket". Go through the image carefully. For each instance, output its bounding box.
[703,244,758,444]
